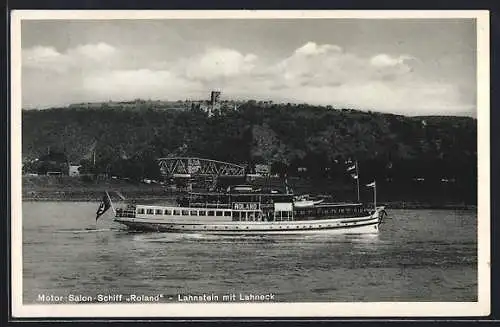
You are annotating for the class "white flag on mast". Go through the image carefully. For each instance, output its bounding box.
[366,181,376,188]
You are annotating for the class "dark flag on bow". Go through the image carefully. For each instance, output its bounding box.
[96,192,112,221]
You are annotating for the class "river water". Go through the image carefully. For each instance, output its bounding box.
[22,202,477,303]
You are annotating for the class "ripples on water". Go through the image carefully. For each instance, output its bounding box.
[22,202,477,303]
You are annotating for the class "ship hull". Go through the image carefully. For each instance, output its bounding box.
[114,215,381,235]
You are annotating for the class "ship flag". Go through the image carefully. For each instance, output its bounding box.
[96,192,112,221]
[345,160,360,201]
[366,181,377,209]
[347,160,358,179]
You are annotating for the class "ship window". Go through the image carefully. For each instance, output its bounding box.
[147,209,154,214]
[248,211,255,221]
[241,212,247,219]
[190,210,198,216]
[155,209,162,215]
[173,210,181,215]
[137,209,144,214]
[207,210,214,216]
[224,211,231,217]
[199,210,206,216]
[233,212,240,221]
[182,210,189,216]
[164,209,172,215]
[216,211,223,217]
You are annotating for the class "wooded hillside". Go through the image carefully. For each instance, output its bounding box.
[22,102,477,191]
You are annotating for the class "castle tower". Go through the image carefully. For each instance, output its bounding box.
[208,90,221,116]
[210,90,221,107]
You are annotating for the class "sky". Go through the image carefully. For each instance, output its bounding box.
[20,18,477,116]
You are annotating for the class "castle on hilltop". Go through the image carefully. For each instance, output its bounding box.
[189,90,241,117]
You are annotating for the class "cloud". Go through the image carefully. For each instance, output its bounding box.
[183,47,258,83]
[294,42,343,56]
[370,54,414,68]
[67,42,116,60]
[22,46,68,73]
[83,69,201,100]
[22,42,119,73]
[23,46,62,62]
[21,41,474,115]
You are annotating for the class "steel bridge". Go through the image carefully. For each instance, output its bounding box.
[157,157,246,178]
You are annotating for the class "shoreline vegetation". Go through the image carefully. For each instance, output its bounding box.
[22,176,477,210]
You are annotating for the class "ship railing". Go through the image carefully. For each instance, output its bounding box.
[115,208,136,218]
[188,202,231,209]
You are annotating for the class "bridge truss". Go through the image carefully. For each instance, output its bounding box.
[157,157,246,178]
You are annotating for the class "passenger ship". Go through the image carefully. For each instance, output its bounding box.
[108,188,387,235]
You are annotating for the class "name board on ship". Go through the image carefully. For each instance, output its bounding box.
[233,202,259,210]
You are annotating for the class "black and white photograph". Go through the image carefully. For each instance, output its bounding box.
[11,10,490,318]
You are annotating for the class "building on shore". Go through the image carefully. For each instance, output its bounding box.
[255,164,271,176]
[68,164,82,177]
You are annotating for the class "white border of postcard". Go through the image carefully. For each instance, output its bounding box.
[11,10,490,318]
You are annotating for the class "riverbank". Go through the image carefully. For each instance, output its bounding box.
[21,176,476,210]
[22,197,476,210]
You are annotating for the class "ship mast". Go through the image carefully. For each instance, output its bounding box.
[355,160,360,203]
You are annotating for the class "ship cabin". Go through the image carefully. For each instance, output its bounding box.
[294,203,369,220]
[115,192,372,222]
